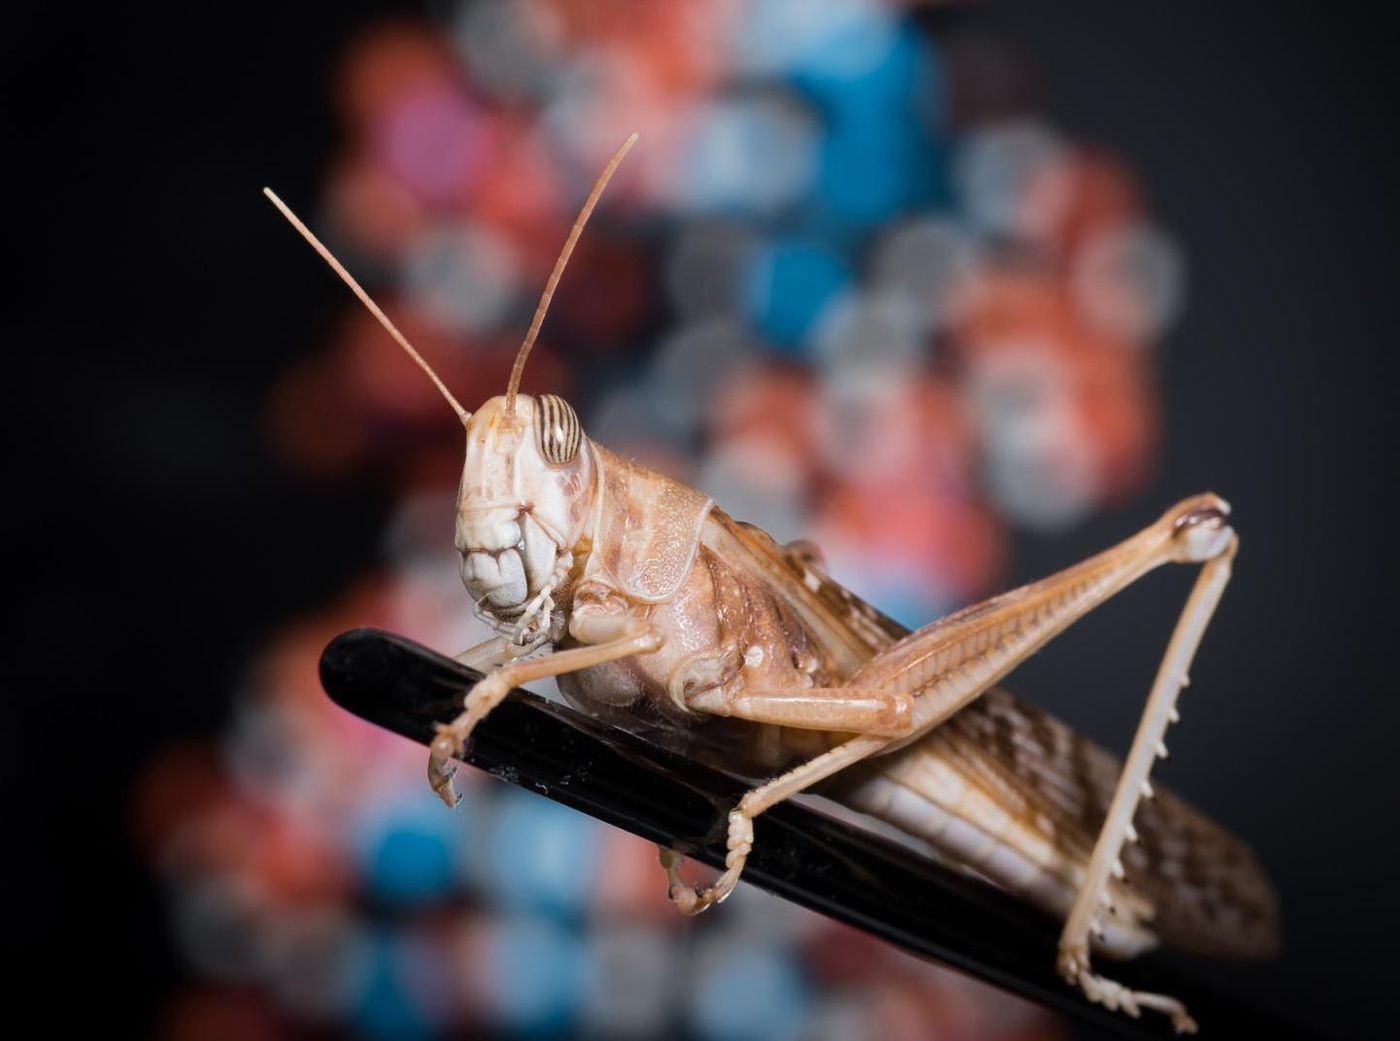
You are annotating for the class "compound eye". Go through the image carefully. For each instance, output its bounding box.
[535,394,581,465]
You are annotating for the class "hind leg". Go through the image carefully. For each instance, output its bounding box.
[666,495,1237,960]
[1056,518,1237,1035]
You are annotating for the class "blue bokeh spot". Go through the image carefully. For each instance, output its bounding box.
[484,788,601,919]
[354,789,471,907]
[745,238,851,353]
[691,945,810,1041]
[492,917,588,1038]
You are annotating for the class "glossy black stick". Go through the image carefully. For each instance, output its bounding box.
[320,628,1311,1041]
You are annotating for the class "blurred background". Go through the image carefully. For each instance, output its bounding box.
[9,2,1397,1038]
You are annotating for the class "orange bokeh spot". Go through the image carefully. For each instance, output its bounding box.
[817,480,1005,601]
[336,20,459,132]
[325,155,431,263]
[710,361,819,470]
[1053,149,1143,260]
[467,115,566,250]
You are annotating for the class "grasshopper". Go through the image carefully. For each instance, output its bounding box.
[265,134,1276,1034]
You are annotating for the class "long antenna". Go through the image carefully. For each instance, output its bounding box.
[505,131,639,415]
[263,188,471,426]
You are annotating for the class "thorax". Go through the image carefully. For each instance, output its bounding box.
[557,533,841,776]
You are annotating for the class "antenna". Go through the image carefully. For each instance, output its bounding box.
[263,188,472,425]
[505,132,639,414]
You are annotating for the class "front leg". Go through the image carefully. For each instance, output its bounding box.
[428,623,663,807]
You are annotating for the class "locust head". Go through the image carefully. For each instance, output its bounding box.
[455,393,594,628]
[265,132,635,647]
[448,124,637,642]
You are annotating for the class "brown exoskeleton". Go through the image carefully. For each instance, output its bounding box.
[266,134,1276,1034]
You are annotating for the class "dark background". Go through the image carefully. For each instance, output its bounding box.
[9,2,1396,1037]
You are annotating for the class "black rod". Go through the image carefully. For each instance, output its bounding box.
[320,628,1311,1040]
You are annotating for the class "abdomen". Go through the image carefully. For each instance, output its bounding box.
[825,688,1278,961]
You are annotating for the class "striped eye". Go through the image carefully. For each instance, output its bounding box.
[534,394,581,465]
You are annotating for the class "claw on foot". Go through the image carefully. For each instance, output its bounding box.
[657,812,754,916]
[663,866,728,916]
[428,727,463,809]
[1170,1009,1200,1035]
[671,879,730,916]
[670,884,703,915]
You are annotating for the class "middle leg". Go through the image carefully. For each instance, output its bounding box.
[662,732,897,914]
